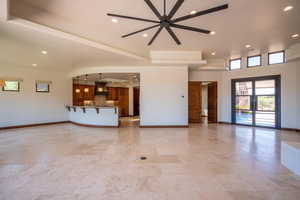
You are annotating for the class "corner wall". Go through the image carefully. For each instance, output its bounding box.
[0,67,72,127]
[140,67,188,126]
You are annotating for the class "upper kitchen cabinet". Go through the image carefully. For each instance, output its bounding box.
[73,84,94,106]
[107,87,119,101]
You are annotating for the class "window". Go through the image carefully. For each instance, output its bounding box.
[247,55,261,67]
[36,83,50,93]
[229,58,241,70]
[3,80,19,92]
[268,51,285,65]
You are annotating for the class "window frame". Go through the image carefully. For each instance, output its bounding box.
[229,58,242,71]
[2,80,20,92]
[247,55,262,68]
[268,50,285,65]
[36,83,50,93]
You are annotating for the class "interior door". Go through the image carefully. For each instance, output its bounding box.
[207,82,218,123]
[232,75,281,128]
[118,88,129,117]
[188,82,202,123]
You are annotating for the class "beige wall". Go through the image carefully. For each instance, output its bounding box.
[0,66,72,127]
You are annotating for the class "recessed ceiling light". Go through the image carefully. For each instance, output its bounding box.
[112,18,118,23]
[210,31,216,35]
[283,6,293,12]
[291,34,299,38]
[32,64,37,67]
[211,52,216,56]
[142,33,148,37]
[41,50,48,55]
[245,44,251,48]
[190,10,197,15]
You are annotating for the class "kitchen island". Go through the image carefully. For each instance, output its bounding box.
[66,106,119,127]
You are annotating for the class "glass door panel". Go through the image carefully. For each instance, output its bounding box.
[234,81,253,126]
[255,80,275,95]
[254,80,276,127]
[235,96,251,110]
[256,96,275,111]
[236,81,252,95]
[236,110,253,125]
[255,112,275,127]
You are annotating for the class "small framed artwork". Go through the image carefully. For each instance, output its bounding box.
[36,82,50,93]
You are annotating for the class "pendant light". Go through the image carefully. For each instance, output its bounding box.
[84,74,89,93]
[75,76,80,93]
[97,73,104,92]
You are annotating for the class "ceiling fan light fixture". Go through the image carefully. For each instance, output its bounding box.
[245,44,251,48]
[107,1,228,45]
[283,6,293,12]
[190,10,197,15]
[142,33,148,37]
[211,52,216,56]
[291,34,299,38]
[111,18,118,23]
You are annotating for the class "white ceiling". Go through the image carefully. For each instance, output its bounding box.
[0,20,145,71]
[1,0,300,70]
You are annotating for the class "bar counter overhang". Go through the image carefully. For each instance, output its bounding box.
[66,106,119,127]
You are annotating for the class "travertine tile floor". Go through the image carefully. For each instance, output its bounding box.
[0,123,300,200]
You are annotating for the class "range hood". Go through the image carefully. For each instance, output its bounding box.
[94,82,109,96]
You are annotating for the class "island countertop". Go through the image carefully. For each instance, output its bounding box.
[66,105,119,127]
[66,105,118,108]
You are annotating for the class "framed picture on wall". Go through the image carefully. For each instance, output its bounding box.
[36,82,50,93]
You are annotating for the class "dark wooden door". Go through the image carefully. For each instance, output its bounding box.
[188,82,202,123]
[207,82,218,123]
[118,88,129,117]
[133,87,140,116]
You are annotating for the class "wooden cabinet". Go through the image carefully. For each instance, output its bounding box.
[73,84,95,106]
[73,85,129,117]
[107,87,129,117]
[84,85,95,100]
[107,87,118,101]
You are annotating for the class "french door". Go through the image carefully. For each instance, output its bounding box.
[232,75,281,128]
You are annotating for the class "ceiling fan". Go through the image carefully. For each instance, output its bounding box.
[107,0,228,45]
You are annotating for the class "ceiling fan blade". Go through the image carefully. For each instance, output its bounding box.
[107,13,159,23]
[122,24,160,38]
[172,4,229,23]
[144,0,162,20]
[148,26,163,45]
[168,0,184,19]
[170,24,210,34]
[165,26,181,45]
